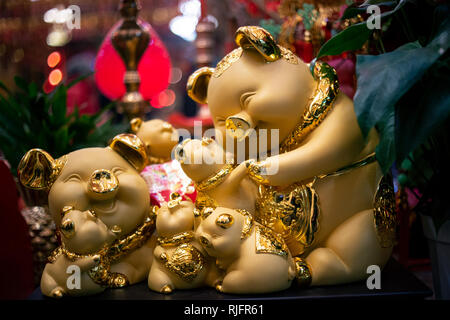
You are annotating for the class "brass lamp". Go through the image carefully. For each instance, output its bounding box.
[111,0,150,119]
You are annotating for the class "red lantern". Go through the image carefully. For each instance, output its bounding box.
[94,20,171,102]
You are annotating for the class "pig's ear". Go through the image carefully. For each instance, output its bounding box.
[235,26,281,62]
[186,67,214,104]
[130,117,143,133]
[18,149,65,190]
[109,133,148,172]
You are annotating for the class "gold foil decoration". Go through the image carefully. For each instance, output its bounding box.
[212,26,299,78]
[163,243,205,282]
[280,61,339,153]
[89,169,119,194]
[215,213,235,229]
[60,219,75,239]
[294,256,312,287]
[61,206,74,218]
[235,26,281,62]
[255,225,289,259]
[187,67,215,104]
[373,173,397,248]
[18,149,67,190]
[195,164,236,191]
[49,212,155,288]
[256,182,320,257]
[109,133,147,172]
[236,209,254,240]
[212,48,243,78]
[157,231,195,247]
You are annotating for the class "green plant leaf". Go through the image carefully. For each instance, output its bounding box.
[341,1,397,21]
[14,76,28,92]
[67,72,93,89]
[395,54,450,163]
[0,80,11,95]
[318,0,410,58]
[317,22,373,58]
[354,18,450,172]
[375,107,395,172]
[49,86,68,128]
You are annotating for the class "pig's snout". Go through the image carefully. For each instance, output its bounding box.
[88,169,119,200]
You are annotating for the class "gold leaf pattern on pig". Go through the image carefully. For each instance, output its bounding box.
[213,48,243,78]
[373,173,397,248]
[164,243,205,282]
[255,225,289,259]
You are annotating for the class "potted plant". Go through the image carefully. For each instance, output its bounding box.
[316,0,449,298]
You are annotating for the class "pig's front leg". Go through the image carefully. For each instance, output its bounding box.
[247,94,375,186]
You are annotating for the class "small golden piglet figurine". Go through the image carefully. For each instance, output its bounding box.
[18,134,156,298]
[42,208,117,297]
[176,138,257,215]
[195,207,296,294]
[130,118,179,165]
[148,194,220,293]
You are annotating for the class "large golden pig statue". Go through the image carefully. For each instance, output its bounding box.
[186,26,396,290]
[18,134,157,297]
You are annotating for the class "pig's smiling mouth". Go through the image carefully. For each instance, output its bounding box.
[92,199,117,214]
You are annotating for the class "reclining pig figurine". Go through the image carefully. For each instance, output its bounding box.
[195,207,296,294]
[18,134,157,297]
[187,26,396,288]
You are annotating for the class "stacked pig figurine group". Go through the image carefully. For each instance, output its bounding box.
[18,26,396,298]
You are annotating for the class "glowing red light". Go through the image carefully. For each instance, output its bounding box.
[47,51,61,68]
[94,20,171,102]
[49,69,63,86]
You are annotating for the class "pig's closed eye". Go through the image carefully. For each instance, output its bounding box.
[240,92,256,108]
[64,174,81,183]
[216,118,225,125]
[112,167,125,175]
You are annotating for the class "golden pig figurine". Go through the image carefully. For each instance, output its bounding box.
[18,134,157,297]
[187,26,396,288]
[195,207,296,294]
[148,195,220,293]
[130,118,179,165]
[175,138,258,216]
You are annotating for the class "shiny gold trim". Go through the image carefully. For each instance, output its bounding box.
[129,117,143,133]
[18,149,67,190]
[317,152,377,179]
[373,173,397,248]
[255,225,289,259]
[280,61,340,153]
[195,164,236,191]
[109,133,147,172]
[49,212,155,288]
[215,213,235,229]
[236,209,254,240]
[163,243,205,282]
[212,48,243,78]
[89,169,119,194]
[235,26,281,62]
[61,206,74,218]
[187,67,215,104]
[246,160,270,185]
[256,182,320,257]
[294,256,312,287]
[60,219,75,239]
[167,192,183,208]
[157,231,195,247]
[211,27,299,78]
